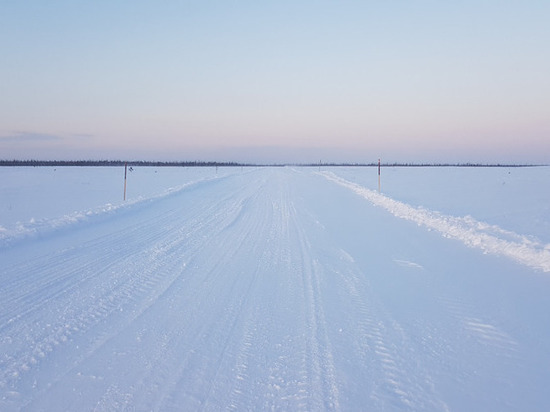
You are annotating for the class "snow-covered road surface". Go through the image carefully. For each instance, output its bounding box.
[1,167,550,411]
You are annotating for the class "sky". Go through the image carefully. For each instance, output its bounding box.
[1,1,549,164]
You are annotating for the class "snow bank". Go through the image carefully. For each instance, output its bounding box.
[322,172,550,273]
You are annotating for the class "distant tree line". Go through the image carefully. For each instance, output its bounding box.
[303,162,541,167]
[0,160,252,167]
[0,160,543,167]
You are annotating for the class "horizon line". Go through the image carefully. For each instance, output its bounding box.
[0,160,546,168]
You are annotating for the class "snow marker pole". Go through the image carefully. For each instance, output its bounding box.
[378,158,381,193]
[123,162,128,201]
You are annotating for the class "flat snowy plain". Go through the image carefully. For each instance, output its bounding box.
[1,165,550,411]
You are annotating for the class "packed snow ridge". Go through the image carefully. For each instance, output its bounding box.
[0,176,219,247]
[322,172,550,273]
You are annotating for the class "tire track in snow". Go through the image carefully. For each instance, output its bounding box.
[218,174,329,411]
[292,170,450,410]
[0,208,177,329]
[294,216,341,411]
[320,249,450,411]
[0,173,267,407]
[223,182,309,411]
[438,296,519,357]
[0,209,186,392]
[127,175,273,411]
[204,171,342,411]
[321,172,550,273]
[96,175,271,410]
[224,186,291,411]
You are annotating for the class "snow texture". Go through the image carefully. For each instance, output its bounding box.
[322,172,550,273]
[1,166,550,411]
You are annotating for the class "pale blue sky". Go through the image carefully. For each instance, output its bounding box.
[1,1,549,163]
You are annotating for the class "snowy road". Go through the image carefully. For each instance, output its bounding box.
[1,167,550,411]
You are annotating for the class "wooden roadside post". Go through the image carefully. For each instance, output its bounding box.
[378,158,381,193]
[124,162,128,201]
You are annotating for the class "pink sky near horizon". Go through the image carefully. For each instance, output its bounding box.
[1,1,549,164]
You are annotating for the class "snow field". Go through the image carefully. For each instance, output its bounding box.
[322,171,550,272]
[1,166,550,411]
[328,165,550,244]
